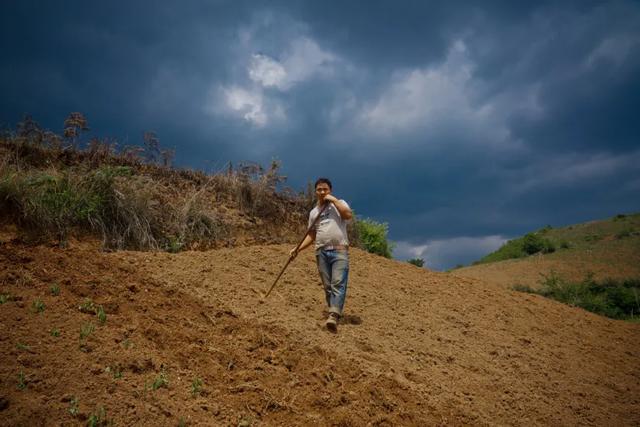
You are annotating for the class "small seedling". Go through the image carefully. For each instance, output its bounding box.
[191,377,203,396]
[17,371,26,390]
[50,328,60,337]
[32,299,45,313]
[16,342,30,351]
[0,294,10,304]
[87,406,107,427]
[50,283,60,296]
[78,298,96,314]
[69,396,79,416]
[152,370,169,390]
[96,305,107,324]
[122,338,132,349]
[107,365,123,379]
[80,323,95,340]
[178,417,187,427]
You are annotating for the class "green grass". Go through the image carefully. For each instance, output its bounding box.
[80,322,95,340]
[151,370,169,390]
[32,299,45,313]
[17,371,26,390]
[513,273,640,321]
[68,396,79,417]
[50,283,60,296]
[78,298,96,314]
[96,305,107,324]
[191,377,203,396]
[16,342,30,351]
[106,365,122,379]
[87,406,108,427]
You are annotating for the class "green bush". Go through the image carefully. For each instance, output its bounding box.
[515,272,640,321]
[478,232,556,264]
[355,218,394,258]
[407,258,424,267]
[522,233,555,255]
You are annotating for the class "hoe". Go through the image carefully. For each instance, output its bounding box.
[261,203,328,299]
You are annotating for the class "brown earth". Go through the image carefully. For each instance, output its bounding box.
[452,238,640,289]
[1,234,639,426]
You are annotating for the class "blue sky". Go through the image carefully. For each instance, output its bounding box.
[1,1,639,270]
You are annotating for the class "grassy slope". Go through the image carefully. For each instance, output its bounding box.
[453,213,640,288]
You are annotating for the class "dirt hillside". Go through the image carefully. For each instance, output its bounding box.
[1,234,639,426]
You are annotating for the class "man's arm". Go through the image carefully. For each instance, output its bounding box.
[289,230,316,259]
[323,195,353,220]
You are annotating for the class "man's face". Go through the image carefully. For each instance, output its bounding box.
[315,183,331,201]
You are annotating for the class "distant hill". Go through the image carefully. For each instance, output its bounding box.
[453,213,640,289]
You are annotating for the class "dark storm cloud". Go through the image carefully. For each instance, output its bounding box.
[1,1,639,270]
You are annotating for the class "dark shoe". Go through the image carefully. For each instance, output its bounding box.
[325,313,338,333]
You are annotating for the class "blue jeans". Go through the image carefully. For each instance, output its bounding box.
[316,249,349,316]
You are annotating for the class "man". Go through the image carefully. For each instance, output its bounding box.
[289,178,353,333]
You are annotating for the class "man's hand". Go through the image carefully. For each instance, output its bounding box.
[322,194,339,204]
[321,194,352,220]
[289,247,298,260]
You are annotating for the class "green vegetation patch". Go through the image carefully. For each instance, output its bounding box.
[476,232,556,264]
[191,377,203,396]
[354,217,394,258]
[407,258,424,267]
[514,273,640,321]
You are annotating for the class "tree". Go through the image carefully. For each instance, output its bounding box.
[407,258,424,267]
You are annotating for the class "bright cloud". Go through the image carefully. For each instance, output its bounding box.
[216,35,337,126]
[249,54,287,88]
[248,37,336,91]
[359,41,473,132]
[222,86,267,126]
[340,40,513,147]
[281,37,336,86]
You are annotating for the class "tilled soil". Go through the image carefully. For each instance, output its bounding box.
[1,238,639,426]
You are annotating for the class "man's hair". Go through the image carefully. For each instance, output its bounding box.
[315,177,332,189]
